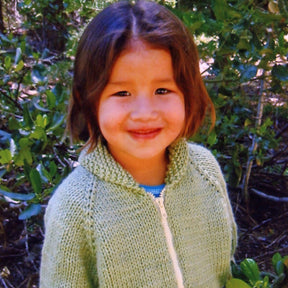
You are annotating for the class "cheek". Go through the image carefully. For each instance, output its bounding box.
[98,101,126,134]
[168,98,185,125]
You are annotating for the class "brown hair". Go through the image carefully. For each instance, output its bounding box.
[67,0,215,150]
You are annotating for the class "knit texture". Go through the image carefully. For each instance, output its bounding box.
[40,139,237,288]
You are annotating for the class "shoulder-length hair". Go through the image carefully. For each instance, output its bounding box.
[67,0,215,150]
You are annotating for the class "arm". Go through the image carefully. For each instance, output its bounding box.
[40,171,98,288]
[188,143,238,256]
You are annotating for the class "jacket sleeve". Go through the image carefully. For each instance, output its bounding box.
[188,143,238,258]
[40,169,98,288]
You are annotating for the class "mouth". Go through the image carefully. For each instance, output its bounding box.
[128,128,162,139]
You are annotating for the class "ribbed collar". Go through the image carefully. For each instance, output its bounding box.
[79,138,189,189]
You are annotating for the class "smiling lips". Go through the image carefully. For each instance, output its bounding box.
[128,128,162,139]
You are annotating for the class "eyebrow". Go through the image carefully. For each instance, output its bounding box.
[108,78,175,86]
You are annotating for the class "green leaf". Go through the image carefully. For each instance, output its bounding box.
[32,98,50,112]
[262,276,269,288]
[30,126,47,141]
[244,119,253,127]
[37,164,50,182]
[207,130,217,146]
[15,60,24,72]
[272,253,282,268]
[35,114,48,128]
[240,259,260,285]
[0,189,35,201]
[272,253,284,275]
[47,113,65,132]
[8,117,21,130]
[254,10,283,23]
[0,149,12,164]
[0,130,11,143]
[49,161,57,177]
[29,168,42,195]
[46,90,56,108]
[279,0,288,16]
[275,261,284,276]
[15,138,33,166]
[239,65,258,82]
[271,65,288,81]
[18,203,42,220]
[31,64,47,83]
[225,278,252,288]
[4,56,11,70]
[23,104,34,128]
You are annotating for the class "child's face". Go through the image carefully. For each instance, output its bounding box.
[98,41,185,167]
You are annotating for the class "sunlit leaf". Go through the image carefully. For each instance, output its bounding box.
[15,60,24,72]
[4,56,11,70]
[225,278,251,288]
[30,126,47,141]
[0,149,12,164]
[240,259,260,285]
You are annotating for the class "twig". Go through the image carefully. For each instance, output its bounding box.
[0,278,9,288]
[16,278,28,288]
[251,188,288,202]
[239,211,288,239]
[275,123,288,139]
[263,144,288,166]
[23,220,29,255]
[265,231,287,249]
[0,277,15,288]
[204,77,239,84]
[252,246,288,261]
[53,147,67,168]
[0,89,23,111]
[242,69,266,205]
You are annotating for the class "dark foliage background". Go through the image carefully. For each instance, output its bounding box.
[0,0,287,287]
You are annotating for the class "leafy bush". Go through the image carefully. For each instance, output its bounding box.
[226,253,288,288]
[0,0,112,219]
[173,0,288,201]
[0,31,75,219]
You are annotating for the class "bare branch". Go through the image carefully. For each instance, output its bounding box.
[251,188,288,202]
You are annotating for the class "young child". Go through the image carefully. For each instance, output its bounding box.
[40,1,237,287]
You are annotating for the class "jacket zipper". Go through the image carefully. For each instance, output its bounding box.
[150,190,184,288]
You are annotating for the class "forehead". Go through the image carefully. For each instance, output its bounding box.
[109,40,173,81]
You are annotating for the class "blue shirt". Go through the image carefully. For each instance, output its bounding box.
[139,184,165,198]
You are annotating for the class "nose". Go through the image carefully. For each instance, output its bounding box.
[130,94,158,121]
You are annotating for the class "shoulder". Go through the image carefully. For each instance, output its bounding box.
[187,141,219,167]
[186,142,226,190]
[45,165,96,224]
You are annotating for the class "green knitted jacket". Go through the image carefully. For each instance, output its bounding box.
[40,139,237,288]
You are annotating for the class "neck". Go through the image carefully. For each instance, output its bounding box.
[117,153,168,186]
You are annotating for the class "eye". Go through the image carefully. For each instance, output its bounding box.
[155,88,170,95]
[113,91,131,97]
